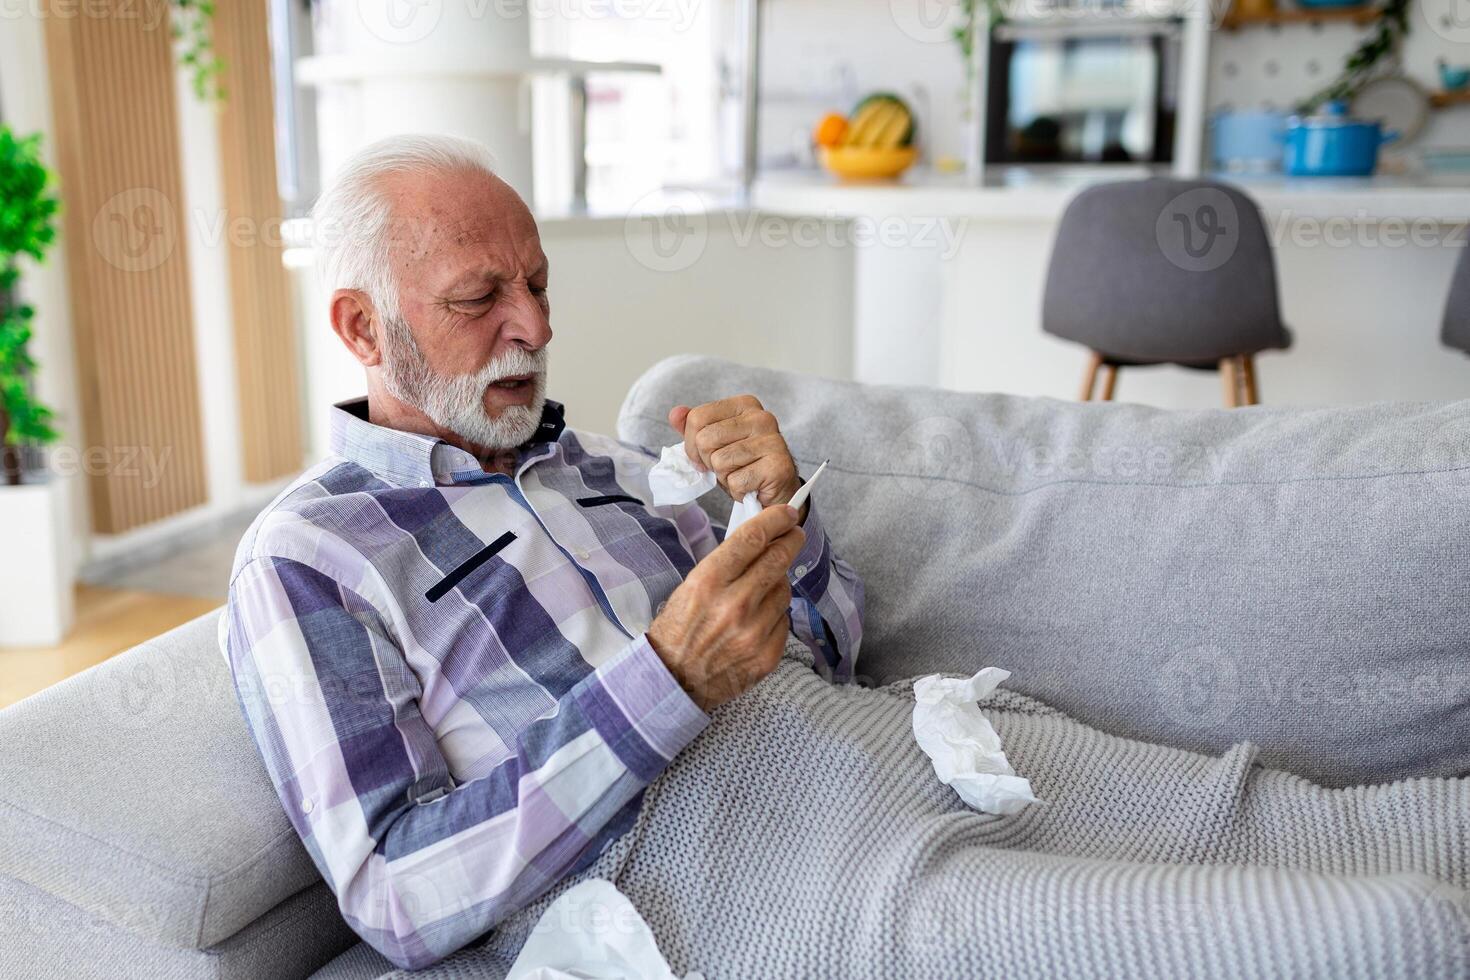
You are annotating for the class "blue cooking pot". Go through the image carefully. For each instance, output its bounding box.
[1211,109,1290,172]
[1284,101,1398,177]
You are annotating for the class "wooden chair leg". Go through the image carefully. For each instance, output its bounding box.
[1100,363,1119,401]
[1240,354,1259,406]
[1220,357,1239,408]
[1080,352,1103,401]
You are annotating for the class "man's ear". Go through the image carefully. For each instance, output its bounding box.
[329,289,382,367]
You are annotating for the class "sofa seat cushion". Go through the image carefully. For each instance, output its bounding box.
[0,611,326,949]
[619,355,1470,787]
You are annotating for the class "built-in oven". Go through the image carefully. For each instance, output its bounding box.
[985,18,1182,165]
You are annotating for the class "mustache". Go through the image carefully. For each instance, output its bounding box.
[468,346,548,385]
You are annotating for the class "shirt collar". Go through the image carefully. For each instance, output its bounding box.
[328,397,566,488]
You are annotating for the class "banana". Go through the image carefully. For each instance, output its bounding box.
[844,103,890,147]
[842,96,914,149]
[873,105,914,149]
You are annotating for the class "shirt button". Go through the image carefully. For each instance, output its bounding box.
[575,549,591,561]
[794,564,808,578]
[301,797,314,814]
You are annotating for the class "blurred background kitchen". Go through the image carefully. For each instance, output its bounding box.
[1,0,1468,685]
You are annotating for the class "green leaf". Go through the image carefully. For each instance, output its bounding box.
[0,124,62,453]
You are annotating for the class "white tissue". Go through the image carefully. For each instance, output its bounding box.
[647,443,761,533]
[508,879,701,980]
[723,493,764,534]
[912,668,1038,816]
[647,444,715,506]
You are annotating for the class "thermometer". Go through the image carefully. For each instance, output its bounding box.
[787,459,829,513]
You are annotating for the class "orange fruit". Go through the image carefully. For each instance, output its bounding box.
[813,112,848,148]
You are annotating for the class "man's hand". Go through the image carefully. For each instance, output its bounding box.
[670,396,804,516]
[646,505,805,713]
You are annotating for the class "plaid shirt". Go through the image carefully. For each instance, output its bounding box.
[219,397,864,969]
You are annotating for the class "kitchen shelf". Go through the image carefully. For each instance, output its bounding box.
[1220,5,1382,29]
[1430,90,1470,108]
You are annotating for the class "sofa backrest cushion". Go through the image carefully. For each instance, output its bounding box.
[618,355,1470,788]
[0,611,324,950]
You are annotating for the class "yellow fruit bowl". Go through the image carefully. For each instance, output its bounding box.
[820,146,918,181]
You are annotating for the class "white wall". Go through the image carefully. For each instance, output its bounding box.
[291,208,856,456]
[544,211,855,433]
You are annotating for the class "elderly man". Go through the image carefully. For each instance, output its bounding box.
[220,135,864,970]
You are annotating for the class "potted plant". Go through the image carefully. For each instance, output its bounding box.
[0,125,71,647]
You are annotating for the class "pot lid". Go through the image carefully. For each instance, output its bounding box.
[1293,100,1377,128]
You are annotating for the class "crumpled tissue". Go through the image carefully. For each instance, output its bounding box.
[647,443,762,533]
[912,667,1038,816]
[508,879,702,980]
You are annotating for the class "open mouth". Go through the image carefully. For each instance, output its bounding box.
[483,373,539,407]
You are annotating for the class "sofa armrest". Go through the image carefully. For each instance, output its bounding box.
[0,610,329,951]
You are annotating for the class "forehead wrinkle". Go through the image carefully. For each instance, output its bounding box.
[378,170,544,296]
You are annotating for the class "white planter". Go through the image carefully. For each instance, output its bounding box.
[0,477,74,647]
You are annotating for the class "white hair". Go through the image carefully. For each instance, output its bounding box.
[311,134,498,320]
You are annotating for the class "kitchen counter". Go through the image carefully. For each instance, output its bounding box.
[751,166,1470,223]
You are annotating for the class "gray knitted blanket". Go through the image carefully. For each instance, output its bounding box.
[381,653,1470,979]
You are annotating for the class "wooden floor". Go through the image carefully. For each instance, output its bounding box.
[0,585,220,709]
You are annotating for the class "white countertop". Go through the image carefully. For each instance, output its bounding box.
[750,166,1470,223]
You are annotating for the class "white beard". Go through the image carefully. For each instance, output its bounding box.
[378,314,549,451]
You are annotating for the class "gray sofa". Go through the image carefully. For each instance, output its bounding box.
[3,354,1468,978]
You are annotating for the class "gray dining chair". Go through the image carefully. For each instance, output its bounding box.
[1042,178,1292,407]
[1441,244,1470,355]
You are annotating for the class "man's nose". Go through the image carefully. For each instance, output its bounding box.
[499,284,552,351]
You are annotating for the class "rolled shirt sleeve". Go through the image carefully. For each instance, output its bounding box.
[223,555,708,970]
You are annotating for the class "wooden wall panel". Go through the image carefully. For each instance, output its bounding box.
[43,0,208,534]
[215,0,306,482]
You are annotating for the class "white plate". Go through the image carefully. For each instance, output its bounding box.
[1351,75,1431,148]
